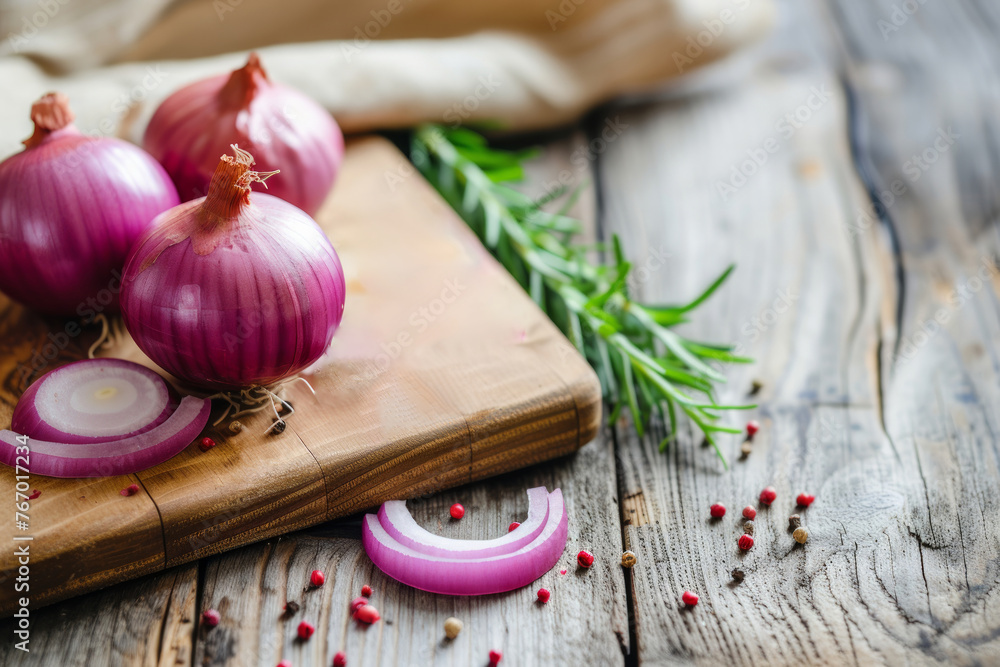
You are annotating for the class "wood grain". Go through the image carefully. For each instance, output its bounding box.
[0,137,600,615]
[598,0,1000,663]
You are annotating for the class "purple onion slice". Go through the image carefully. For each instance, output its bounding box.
[11,359,178,444]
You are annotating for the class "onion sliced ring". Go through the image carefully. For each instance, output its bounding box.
[0,396,210,478]
[362,489,568,596]
[378,486,550,558]
[11,358,179,444]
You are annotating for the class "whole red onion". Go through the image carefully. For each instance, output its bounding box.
[0,93,179,316]
[120,146,346,391]
[144,53,344,216]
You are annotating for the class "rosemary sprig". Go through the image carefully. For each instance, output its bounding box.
[411,125,753,466]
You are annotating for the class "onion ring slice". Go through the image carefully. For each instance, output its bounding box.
[377,486,550,558]
[11,358,178,444]
[362,489,568,596]
[1,396,210,478]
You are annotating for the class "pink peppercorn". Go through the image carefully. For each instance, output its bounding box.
[709,503,726,518]
[310,570,325,587]
[277,662,292,667]
[349,597,368,616]
[489,649,503,665]
[746,420,759,438]
[759,486,777,506]
[577,550,594,568]
[355,605,380,624]
[508,522,520,532]
[27,489,40,500]
[796,493,815,507]
[201,609,220,628]
[560,569,567,575]
[742,506,756,520]
[681,591,699,606]
[333,652,347,667]
[450,503,465,519]
[738,534,754,551]
[361,585,373,597]
[297,621,315,640]
[120,483,140,497]
[199,436,216,451]
[537,588,550,603]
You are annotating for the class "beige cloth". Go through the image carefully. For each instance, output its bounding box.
[0,0,773,157]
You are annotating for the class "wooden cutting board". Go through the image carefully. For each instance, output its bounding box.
[0,137,601,615]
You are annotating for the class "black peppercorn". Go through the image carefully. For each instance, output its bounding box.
[788,514,801,530]
[731,568,745,583]
[272,419,286,434]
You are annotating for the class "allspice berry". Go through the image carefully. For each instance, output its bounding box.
[228,420,243,433]
[793,527,808,544]
[788,514,802,530]
[621,551,637,568]
[731,568,745,583]
[743,520,755,535]
[444,617,463,639]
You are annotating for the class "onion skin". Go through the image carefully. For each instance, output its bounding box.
[0,395,210,478]
[0,93,179,316]
[120,147,346,390]
[362,490,568,596]
[144,53,344,215]
[11,358,179,445]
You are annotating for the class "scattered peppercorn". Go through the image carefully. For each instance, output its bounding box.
[738,534,754,551]
[537,588,551,603]
[355,605,380,624]
[796,493,815,507]
[349,597,369,616]
[271,419,286,434]
[788,514,802,530]
[749,380,763,396]
[297,621,315,640]
[742,506,756,520]
[621,550,637,568]
[199,436,216,451]
[443,617,463,639]
[27,489,40,500]
[731,568,745,583]
[277,661,291,667]
[577,550,594,568]
[228,420,243,433]
[120,483,140,497]
[488,649,503,666]
[759,486,777,506]
[746,420,760,438]
[508,522,520,532]
[793,527,809,544]
[310,570,325,587]
[283,601,300,616]
[681,591,699,607]
[740,441,753,457]
[361,585,373,597]
[560,569,567,575]
[333,652,347,667]
[743,520,755,535]
[280,400,294,413]
[201,609,221,628]
[710,503,726,519]
[450,503,465,519]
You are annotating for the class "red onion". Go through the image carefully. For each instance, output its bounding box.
[120,146,346,391]
[11,358,178,444]
[362,489,568,596]
[144,53,344,215]
[0,93,179,316]
[378,487,551,558]
[1,395,210,478]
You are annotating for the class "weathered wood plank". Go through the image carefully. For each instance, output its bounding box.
[0,564,198,666]
[599,0,1000,663]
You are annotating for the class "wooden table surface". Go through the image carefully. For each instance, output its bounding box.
[4,0,1000,664]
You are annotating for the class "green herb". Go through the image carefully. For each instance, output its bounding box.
[411,125,753,466]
